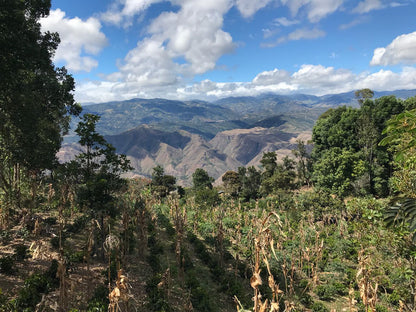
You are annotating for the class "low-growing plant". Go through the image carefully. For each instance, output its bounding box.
[87,285,108,312]
[0,256,15,275]
[0,231,11,245]
[13,244,28,261]
[311,301,329,312]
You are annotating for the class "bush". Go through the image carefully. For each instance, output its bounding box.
[0,231,11,245]
[17,226,30,239]
[0,256,15,275]
[311,302,329,312]
[13,244,28,261]
[66,215,89,233]
[87,285,108,312]
[16,273,49,310]
[316,284,337,301]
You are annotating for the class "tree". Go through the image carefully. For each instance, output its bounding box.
[222,170,241,198]
[150,165,177,198]
[292,140,312,186]
[70,114,131,256]
[355,88,374,106]
[311,96,405,197]
[192,168,214,190]
[313,147,364,198]
[260,156,297,196]
[0,0,80,221]
[238,166,261,201]
[260,152,277,179]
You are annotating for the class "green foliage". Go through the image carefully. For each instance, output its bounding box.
[385,198,416,243]
[311,302,329,312]
[72,113,131,215]
[238,166,261,201]
[145,274,173,312]
[151,165,177,198]
[0,0,81,212]
[312,95,405,197]
[222,170,241,197]
[15,260,58,311]
[87,285,109,312]
[261,155,297,195]
[292,139,312,186]
[0,256,15,275]
[192,168,214,190]
[313,147,364,197]
[13,244,28,261]
[194,188,221,208]
[66,214,90,233]
[0,231,11,245]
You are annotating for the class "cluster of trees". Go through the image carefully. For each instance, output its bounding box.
[312,90,416,198]
[0,0,131,257]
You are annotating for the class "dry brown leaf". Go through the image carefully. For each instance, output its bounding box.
[250,272,262,289]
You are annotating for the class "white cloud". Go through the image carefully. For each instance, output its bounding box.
[253,69,291,85]
[280,0,344,22]
[339,16,369,30]
[75,63,416,103]
[359,67,416,91]
[40,9,108,72]
[307,0,344,22]
[291,64,355,94]
[104,0,235,94]
[101,0,161,26]
[263,27,325,46]
[353,0,383,13]
[370,31,416,66]
[274,17,300,27]
[235,0,274,18]
[287,28,325,41]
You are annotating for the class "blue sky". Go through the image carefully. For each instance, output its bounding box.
[40,0,416,103]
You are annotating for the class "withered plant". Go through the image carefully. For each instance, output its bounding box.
[356,248,379,312]
[236,212,286,312]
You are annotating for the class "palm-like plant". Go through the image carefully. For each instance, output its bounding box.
[384,198,416,243]
[380,107,416,243]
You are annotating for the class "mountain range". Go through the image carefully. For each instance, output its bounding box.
[59,89,416,185]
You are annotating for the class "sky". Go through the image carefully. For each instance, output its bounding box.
[40,0,416,104]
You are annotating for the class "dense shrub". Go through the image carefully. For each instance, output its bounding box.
[0,256,15,275]
[13,244,28,261]
[87,285,108,312]
[311,301,329,312]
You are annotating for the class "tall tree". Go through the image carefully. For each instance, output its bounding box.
[150,165,177,198]
[222,170,241,198]
[70,114,131,257]
[192,168,214,190]
[238,166,261,201]
[0,0,80,214]
[292,139,312,187]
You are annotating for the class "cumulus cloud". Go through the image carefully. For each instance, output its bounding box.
[353,0,383,13]
[370,31,416,66]
[40,9,108,72]
[291,64,355,93]
[105,0,235,93]
[75,63,416,103]
[252,69,290,85]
